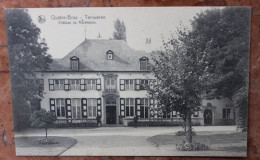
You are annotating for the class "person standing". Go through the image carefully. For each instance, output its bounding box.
[96,114,102,127]
[134,115,138,128]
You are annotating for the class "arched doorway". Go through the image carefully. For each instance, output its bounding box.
[204,109,212,125]
[105,97,117,124]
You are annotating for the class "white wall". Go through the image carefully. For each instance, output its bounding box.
[36,71,234,125]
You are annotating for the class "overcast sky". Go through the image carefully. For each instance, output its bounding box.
[28,7,212,58]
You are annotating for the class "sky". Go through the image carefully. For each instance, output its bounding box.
[28,7,212,59]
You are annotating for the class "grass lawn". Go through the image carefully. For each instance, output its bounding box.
[15,136,77,148]
[148,132,247,152]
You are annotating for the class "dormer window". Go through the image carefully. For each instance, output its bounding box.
[70,56,79,70]
[106,50,113,60]
[140,57,149,70]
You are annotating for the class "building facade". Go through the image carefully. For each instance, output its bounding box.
[36,39,235,126]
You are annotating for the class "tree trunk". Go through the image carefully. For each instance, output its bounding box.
[185,112,192,143]
[183,117,187,133]
[45,127,48,139]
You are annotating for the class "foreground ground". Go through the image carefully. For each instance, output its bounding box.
[15,126,247,156]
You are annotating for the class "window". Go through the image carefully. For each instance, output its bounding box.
[223,108,231,119]
[125,79,134,90]
[72,99,81,119]
[140,80,149,90]
[107,54,113,60]
[163,110,171,118]
[106,50,113,60]
[140,57,149,70]
[56,99,66,118]
[71,60,79,70]
[172,111,177,117]
[54,79,65,90]
[140,98,149,118]
[87,99,97,118]
[125,98,134,117]
[105,77,116,92]
[193,111,199,117]
[70,56,79,70]
[70,79,80,90]
[85,79,96,90]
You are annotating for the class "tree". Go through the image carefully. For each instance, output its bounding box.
[30,109,56,138]
[187,7,250,131]
[113,19,126,41]
[5,9,52,130]
[149,34,210,145]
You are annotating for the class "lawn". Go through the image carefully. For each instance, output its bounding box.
[15,136,77,148]
[148,132,247,152]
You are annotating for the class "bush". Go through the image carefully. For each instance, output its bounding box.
[176,141,209,151]
[34,137,58,145]
[128,121,183,126]
[175,130,196,136]
[191,121,201,126]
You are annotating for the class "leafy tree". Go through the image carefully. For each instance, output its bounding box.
[113,19,126,41]
[149,35,210,144]
[188,7,250,131]
[30,109,56,138]
[5,9,52,130]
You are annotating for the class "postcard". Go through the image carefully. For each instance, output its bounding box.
[5,7,250,156]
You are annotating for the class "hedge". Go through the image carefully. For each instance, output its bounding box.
[128,121,201,127]
[53,122,98,128]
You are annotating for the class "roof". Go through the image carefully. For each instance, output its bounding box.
[48,39,152,72]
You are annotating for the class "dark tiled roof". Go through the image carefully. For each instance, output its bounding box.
[48,39,151,71]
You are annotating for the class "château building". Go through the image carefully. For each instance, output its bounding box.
[36,39,235,126]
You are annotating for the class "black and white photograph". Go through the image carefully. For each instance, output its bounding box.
[5,7,250,157]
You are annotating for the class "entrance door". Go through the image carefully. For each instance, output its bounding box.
[106,106,116,124]
[204,109,212,125]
